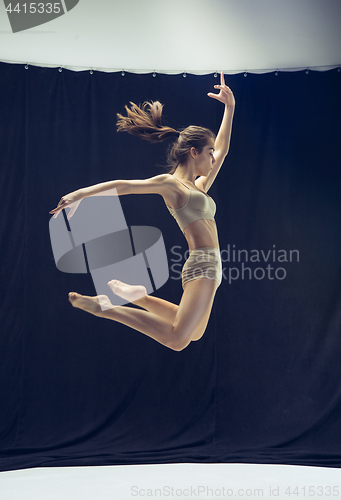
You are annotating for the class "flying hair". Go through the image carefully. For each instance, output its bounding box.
[116,101,177,143]
[117,100,216,173]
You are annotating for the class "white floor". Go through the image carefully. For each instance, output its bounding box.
[1,463,341,500]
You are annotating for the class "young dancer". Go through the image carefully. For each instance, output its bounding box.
[50,72,235,351]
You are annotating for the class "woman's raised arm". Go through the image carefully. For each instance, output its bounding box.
[49,174,173,219]
[196,72,235,192]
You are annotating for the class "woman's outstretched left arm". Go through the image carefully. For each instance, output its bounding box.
[197,72,235,191]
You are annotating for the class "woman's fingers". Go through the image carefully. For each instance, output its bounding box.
[49,202,66,217]
[50,195,81,221]
[52,208,61,218]
[220,71,225,86]
[214,85,232,92]
[207,92,221,100]
[208,86,230,100]
[49,198,70,214]
[50,202,64,212]
[50,205,68,219]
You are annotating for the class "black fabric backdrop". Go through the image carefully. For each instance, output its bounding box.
[0,62,341,472]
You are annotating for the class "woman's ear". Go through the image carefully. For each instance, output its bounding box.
[190,147,197,159]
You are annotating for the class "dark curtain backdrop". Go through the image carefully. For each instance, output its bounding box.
[0,62,340,472]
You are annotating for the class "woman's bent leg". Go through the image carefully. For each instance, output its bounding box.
[135,295,178,323]
[108,279,179,324]
[69,278,217,351]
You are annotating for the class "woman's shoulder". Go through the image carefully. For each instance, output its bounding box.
[152,174,188,208]
[147,174,179,191]
[150,173,173,183]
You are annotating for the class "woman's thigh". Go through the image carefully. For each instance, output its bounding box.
[173,278,217,344]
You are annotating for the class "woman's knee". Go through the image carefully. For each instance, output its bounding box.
[167,325,204,351]
[191,331,205,342]
[166,334,190,351]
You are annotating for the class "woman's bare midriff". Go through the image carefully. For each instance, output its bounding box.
[183,219,220,251]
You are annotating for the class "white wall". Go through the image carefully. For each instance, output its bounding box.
[0,0,340,73]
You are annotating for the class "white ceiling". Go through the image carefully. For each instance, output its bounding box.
[0,0,340,74]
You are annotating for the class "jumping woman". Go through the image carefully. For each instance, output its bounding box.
[50,72,235,351]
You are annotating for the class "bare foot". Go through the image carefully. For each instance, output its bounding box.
[68,292,114,315]
[107,279,147,304]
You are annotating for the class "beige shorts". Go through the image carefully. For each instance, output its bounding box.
[182,247,222,289]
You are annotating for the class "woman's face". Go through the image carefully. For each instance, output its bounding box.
[194,138,216,176]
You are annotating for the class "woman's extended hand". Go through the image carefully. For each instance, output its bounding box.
[49,190,83,219]
[207,72,235,108]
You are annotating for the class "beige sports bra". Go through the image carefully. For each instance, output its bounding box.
[166,178,216,233]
